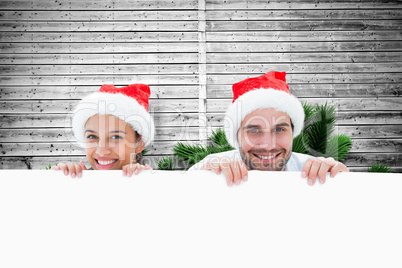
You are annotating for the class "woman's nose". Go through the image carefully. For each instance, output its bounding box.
[95,140,112,156]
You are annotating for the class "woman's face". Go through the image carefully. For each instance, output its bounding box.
[84,114,144,170]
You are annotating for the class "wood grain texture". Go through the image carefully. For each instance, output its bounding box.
[0,21,199,32]
[206,20,402,31]
[207,41,402,52]
[207,52,402,63]
[0,43,199,53]
[0,53,199,65]
[0,99,200,113]
[206,31,402,42]
[205,63,402,74]
[0,64,199,75]
[205,0,402,9]
[344,153,402,168]
[3,52,401,65]
[0,86,199,99]
[2,10,400,21]
[206,10,402,20]
[7,62,400,75]
[0,0,198,10]
[0,11,199,21]
[3,41,401,54]
[0,75,199,85]
[0,32,199,43]
[207,73,402,84]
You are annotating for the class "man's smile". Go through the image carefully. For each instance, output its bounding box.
[253,152,281,161]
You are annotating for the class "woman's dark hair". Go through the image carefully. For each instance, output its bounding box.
[134,131,144,165]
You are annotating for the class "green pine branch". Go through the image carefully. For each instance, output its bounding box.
[306,102,336,155]
[323,134,353,161]
[367,163,392,173]
[157,156,175,170]
[209,128,234,149]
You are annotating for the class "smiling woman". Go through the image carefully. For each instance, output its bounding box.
[84,114,145,171]
[51,84,155,177]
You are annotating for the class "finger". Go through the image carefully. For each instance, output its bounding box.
[134,165,143,175]
[220,164,234,187]
[317,161,330,184]
[230,160,242,186]
[79,161,87,170]
[122,166,128,176]
[308,160,321,186]
[128,164,139,177]
[74,163,83,178]
[135,165,148,175]
[58,163,69,176]
[301,158,314,178]
[239,161,249,182]
[66,162,76,178]
[51,166,60,170]
[201,162,221,175]
[144,164,152,170]
[330,162,349,178]
[323,157,337,166]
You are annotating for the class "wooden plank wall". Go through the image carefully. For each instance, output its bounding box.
[0,0,401,172]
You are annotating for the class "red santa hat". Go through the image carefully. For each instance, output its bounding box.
[72,84,154,147]
[224,71,304,149]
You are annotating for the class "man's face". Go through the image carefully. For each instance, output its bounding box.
[237,108,293,171]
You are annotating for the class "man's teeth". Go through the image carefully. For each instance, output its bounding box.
[255,154,276,160]
[98,160,117,165]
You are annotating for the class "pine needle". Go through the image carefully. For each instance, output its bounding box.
[368,162,392,173]
[157,156,175,170]
[209,128,233,148]
[306,102,336,154]
[324,134,353,161]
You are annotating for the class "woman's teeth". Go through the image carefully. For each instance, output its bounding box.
[97,160,117,165]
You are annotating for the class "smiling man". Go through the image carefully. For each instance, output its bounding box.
[189,71,348,186]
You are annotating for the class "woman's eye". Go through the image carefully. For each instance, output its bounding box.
[86,134,97,139]
[111,135,123,140]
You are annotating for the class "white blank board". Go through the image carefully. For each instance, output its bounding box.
[0,170,401,268]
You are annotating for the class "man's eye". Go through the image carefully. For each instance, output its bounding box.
[86,134,97,139]
[248,129,260,134]
[275,128,285,132]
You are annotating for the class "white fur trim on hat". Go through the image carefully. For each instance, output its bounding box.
[223,88,304,150]
[72,92,154,147]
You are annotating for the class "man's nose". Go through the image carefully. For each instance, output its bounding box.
[256,132,276,149]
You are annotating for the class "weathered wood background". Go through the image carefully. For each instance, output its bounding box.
[0,0,401,172]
